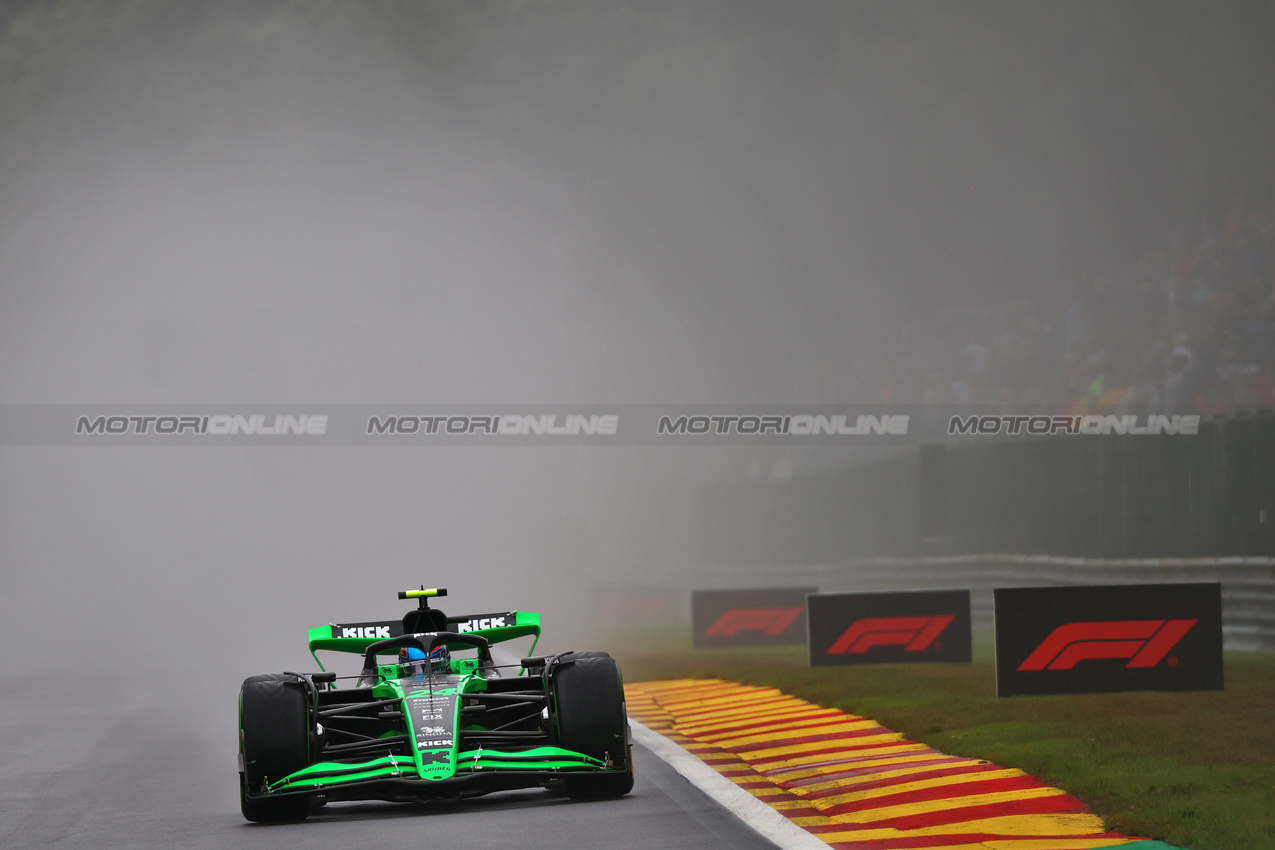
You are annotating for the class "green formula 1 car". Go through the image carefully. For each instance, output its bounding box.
[238,588,633,822]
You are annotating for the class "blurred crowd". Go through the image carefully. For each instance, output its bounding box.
[882,206,1275,417]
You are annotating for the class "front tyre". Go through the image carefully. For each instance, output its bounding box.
[239,673,312,822]
[553,652,634,799]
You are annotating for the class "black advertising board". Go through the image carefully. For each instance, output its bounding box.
[691,587,816,648]
[807,589,972,666]
[994,583,1223,697]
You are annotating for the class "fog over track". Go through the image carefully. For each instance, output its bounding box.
[1,3,1272,843]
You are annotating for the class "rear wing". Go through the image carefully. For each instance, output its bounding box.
[308,610,542,656]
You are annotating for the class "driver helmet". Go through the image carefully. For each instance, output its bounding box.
[398,646,428,678]
[398,644,450,677]
[428,644,450,672]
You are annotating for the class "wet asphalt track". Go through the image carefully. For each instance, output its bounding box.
[0,676,777,850]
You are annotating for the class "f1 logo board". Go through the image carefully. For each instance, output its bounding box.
[994,583,1223,696]
[692,587,816,648]
[807,590,972,666]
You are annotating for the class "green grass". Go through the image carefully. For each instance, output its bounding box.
[616,639,1275,850]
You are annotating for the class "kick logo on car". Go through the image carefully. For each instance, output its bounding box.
[409,694,458,754]
[333,621,402,640]
[452,614,512,633]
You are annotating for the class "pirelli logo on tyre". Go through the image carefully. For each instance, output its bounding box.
[994,584,1223,697]
[808,590,972,666]
[692,588,816,648]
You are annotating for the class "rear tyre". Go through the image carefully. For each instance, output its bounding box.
[239,673,312,823]
[553,652,634,799]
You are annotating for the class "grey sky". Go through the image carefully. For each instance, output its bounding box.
[1,2,1271,692]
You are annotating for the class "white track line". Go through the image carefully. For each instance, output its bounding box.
[631,719,829,850]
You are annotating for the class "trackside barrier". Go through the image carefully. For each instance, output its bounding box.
[722,555,1275,652]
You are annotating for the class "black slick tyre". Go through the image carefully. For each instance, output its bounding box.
[239,673,312,822]
[552,652,634,799]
